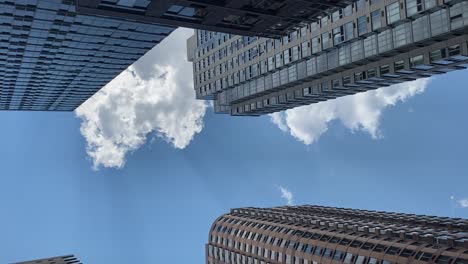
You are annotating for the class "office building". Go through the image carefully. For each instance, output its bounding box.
[207,205,468,264]
[188,0,468,116]
[12,255,81,264]
[0,0,175,111]
[76,0,357,38]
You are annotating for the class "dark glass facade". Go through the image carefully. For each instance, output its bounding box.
[207,205,468,264]
[77,0,357,38]
[0,0,174,111]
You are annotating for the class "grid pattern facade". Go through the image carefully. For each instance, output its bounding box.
[207,205,468,264]
[188,0,468,116]
[76,0,357,38]
[0,0,174,111]
[12,255,81,264]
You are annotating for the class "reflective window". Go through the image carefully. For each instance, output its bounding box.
[358,16,368,36]
[386,2,401,24]
[371,10,382,30]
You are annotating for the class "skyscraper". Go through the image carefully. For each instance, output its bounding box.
[207,205,468,264]
[0,0,355,112]
[76,0,357,38]
[188,0,468,116]
[0,0,175,111]
[12,255,81,264]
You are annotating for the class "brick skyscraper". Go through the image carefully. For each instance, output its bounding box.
[207,205,468,264]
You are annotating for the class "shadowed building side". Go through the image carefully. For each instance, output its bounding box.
[76,0,358,38]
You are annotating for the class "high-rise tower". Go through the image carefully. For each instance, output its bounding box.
[0,0,175,111]
[207,205,468,264]
[188,0,468,116]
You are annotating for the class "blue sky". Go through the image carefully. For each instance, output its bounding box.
[1,29,468,263]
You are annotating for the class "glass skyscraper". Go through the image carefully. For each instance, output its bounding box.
[188,0,468,116]
[207,205,468,264]
[0,0,174,111]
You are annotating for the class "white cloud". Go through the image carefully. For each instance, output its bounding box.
[279,186,294,205]
[270,79,430,145]
[75,28,206,169]
[457,199,468,208]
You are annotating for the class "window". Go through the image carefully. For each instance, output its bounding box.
[430,49,447,62]
[323,248,333,258]
[406,0,424,16]
[448,44,461,56]
[364,35,377,57]
[322,32,330,50]
[343,76,351,85]
[393,23,412,48]
[430,9,449,36]
[333,27,344,45]
[344,5,353,16]
[376,66,389,77]
[332,10,343,22]
[358,16,368,36]
[355,71,366,81]
[328,49,339,69]
[321,16,329,28]
[356,0,366,11]
[356,256,366,264]
[275,53,283,68]
[313,246,323,256]
[345,22,354,41]
[371,10,382,30]
[351,40,364,62]
[410,55,424,67]
[386,246,401,255]
[311,37,321,54]
[378,29,393,53]
[450,2,468,29]
[412,15,430,42]
[386,2,401,24]
[301,41,311,57]
[339,45,351,65]
[344,253,354,264]
[436,256,453,264]
[333,250,344,261]
[400,249,414,257]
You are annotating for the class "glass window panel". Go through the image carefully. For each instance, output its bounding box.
[386,2,401,24]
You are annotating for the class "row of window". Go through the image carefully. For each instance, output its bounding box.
[195,0,443,61]
[199,4,466,98]
[222,44,462,105]
[209,243,468,264]
[195,1,468,97]
[196,3,466,94]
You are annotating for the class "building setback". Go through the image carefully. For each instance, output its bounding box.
[76,0,357,39]
[12,255,81,264]
[188,0,468,116]
[207,205,468,264]
[0,0,175,111]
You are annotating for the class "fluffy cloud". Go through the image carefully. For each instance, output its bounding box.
[457,199,468,208]
[279,186,294,205]
[75,28,206,169]
[270,79,430,145]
